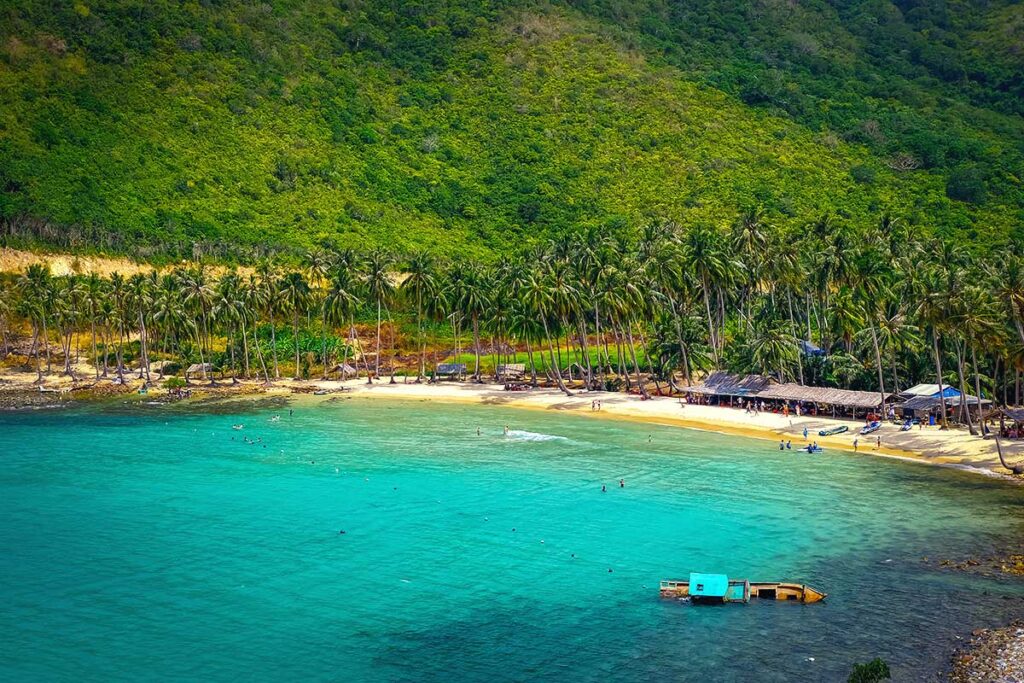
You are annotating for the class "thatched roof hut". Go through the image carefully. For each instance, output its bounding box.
[185,363,213,378]
[757,384,895,409]
[331,363,358,377]
[684,372,773,397]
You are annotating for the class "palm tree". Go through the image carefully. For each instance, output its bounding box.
[242,275,271,382]
[83,273,106,380]
[401,250,439,381]
[363,249,394,381]
[750,321,798,382]
[19,263,52,381]
[455,262,490,381]
[0,279,11,358]
[521,267,572,396]
[153,275,188,380]
[323,267,361,379]
[278,271,311,379]
[127,273,153,380]
[256,260,282,379]
[180,267,214,381]
[212,272,246,381]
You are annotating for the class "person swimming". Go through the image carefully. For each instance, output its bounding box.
[602,485,606,492]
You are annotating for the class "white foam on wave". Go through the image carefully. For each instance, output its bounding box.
[505,430,567,442]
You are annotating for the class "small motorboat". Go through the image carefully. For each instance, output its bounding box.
[660,573,826,604]
[798,445,824,453]
[314,389,329,395]
[861,420,882,435]
[900,419,913,431]
[232,424,244,430]
[818,425,848,437]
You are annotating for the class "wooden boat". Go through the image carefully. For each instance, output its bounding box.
[860,420,882,435]
[660,573,826,604]
[818,425,848,437]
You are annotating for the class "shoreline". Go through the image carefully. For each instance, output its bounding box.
[3,371,1023,482]
[308,379,1024,483]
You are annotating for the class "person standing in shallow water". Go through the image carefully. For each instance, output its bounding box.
[619,479,624,488]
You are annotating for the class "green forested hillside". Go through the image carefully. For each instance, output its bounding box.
[0,0,1021,259]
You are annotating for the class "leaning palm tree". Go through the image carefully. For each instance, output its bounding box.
[521,267,572,396]
[364,249,395,381]
[278,271,311,379]
[241,275,271,382]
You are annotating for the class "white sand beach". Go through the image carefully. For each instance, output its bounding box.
[302,379,1024,480]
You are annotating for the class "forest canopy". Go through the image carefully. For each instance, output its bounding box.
[0,0,1021,260]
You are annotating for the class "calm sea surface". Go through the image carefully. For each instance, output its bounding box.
[2,395,1023,681]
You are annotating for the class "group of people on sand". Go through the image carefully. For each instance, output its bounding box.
[590,400,603,411]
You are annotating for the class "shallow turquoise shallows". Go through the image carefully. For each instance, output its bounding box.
[2,396,1024,682]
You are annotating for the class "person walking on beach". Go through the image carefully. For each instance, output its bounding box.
[853,437,859,452]
[876,436,881,450]
[803,426,809,441]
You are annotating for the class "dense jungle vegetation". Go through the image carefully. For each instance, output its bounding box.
[0,0,1022,259]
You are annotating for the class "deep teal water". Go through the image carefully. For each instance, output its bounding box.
[2,395,1024,682]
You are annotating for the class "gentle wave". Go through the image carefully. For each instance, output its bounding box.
[505,429,567,442]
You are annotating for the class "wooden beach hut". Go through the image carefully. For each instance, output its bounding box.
[496,363,525,381]
[331,362,358,379]
[434,363,467,381]
[184,362,216,382]
[898,393,991,425]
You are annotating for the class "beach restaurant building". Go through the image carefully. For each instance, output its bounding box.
[896,383,991,424]
[683,372,893,418]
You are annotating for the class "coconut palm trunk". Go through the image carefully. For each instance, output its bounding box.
[541,315,571,396]
[932,332,949,428]
[869,325,887,414]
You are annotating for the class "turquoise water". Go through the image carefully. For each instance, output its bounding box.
[2,396,1024,681]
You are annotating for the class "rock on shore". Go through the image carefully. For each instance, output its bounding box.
[950,621,1024,682]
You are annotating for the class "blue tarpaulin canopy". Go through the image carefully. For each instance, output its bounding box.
[689,572,729,598]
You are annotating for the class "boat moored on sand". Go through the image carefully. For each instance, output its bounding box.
[818,425,848,437]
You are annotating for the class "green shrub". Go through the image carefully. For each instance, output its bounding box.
[848,658,891,683]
